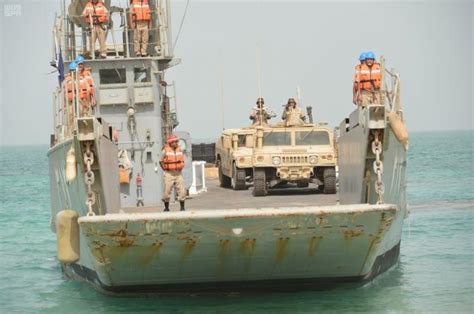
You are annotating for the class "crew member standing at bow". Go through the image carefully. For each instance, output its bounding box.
[353,52,367,105]
[354,51,381,107]
[130,0,152,57]
[76,55,96,114]
[82,0,109,59]
[64,62,91,119]
[160,135,186,212]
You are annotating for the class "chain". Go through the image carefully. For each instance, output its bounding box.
[83,142,96,216]
[371,130,384,204]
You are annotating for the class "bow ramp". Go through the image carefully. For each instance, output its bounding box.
[77,203,399,294]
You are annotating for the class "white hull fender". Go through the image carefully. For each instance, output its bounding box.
[72,204,402,294]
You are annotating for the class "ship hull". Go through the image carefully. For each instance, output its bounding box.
[62,204,402,295]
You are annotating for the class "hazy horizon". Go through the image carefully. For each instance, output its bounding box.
[1,0,473,146]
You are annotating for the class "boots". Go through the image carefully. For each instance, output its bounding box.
[163,201,169,212]
[180,201,185,211]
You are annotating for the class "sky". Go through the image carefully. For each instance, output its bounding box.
[0,0,473,146]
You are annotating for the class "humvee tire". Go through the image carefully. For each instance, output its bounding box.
[323,167,336,194]
[232,163,246,190]
[218,160,231,188]
[252,168,267,196]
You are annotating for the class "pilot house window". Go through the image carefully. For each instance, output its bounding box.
[99,69,126,84]
[134,68,151,83]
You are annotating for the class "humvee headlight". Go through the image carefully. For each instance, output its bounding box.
[309,155,318,164]
[272,156,281,165]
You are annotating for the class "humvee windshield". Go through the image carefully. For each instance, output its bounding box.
[263,131,291,146]
[295,131,330,145]
[238,135,246,147]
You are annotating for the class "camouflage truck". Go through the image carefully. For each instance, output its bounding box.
[251,124,337,196]
[215,128,256,190]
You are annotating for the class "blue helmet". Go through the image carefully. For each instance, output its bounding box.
[366,51,376,60]
[68,62,78,71]
[359,52,367,61]
[75,55,85,64]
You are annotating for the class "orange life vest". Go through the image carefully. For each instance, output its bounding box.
[65,74,90,101]
[80,68,95,95]
[161,145,185,171]
[130,0,151,22]
[357,63,381,90]
[119,168,130,184]
[83,1,109,24]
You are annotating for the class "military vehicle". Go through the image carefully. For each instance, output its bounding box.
[215,128,256,190]
[251,123,337,196]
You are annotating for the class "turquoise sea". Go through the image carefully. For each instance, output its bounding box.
[0,130,473,313]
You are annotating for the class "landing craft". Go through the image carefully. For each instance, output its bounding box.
[49,0,408,294]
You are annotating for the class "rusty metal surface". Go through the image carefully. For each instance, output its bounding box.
[78,203,399,287]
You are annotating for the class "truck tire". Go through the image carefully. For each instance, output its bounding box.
[323,168,336,194]
[232,163,246,190]
[252,168,267,196]
[218,160,231,188]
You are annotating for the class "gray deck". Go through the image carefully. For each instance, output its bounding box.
[122,179,339,213]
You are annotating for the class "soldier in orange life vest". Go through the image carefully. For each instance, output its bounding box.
[160,134,186,212]
[353,52,367,105]
[130,0,152,57]
[82,0,109,59]
[76,55,97,114]
[354,51,381,107]
[63,62,91,130]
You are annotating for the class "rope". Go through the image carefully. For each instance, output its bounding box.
[173,0,191,51]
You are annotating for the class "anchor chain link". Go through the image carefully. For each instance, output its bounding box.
[83,142,96,216]
[371,130,384,204]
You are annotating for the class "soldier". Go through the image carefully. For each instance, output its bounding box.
[63,62,91,119]
[75,55,96,115]
[160,134,186,212]
[82,0,109,59]
[281,98,306,126]
[353,52,367,105]
[354,51,381,107]
[130,0,152,57]
[249,97,275,126]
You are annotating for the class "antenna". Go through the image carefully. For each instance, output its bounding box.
[218,58,225,130]
[296,86,302,106]
[256,42,262,98]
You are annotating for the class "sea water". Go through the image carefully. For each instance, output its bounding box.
[0,130,472,313]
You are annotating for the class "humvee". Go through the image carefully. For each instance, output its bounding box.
[215,128,256,190]
[251,123,337,196]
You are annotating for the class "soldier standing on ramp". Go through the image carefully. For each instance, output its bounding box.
[160,135,186,212]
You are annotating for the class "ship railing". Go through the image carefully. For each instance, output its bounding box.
[52,1,173,64]
[380,56,403,117]
[52,74,85,145]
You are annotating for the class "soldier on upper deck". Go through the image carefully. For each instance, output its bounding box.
[353,51,381,107]
[82,0,109,59]
[249,97,276,126]
[130,0,152,57]
[281,98,306,126]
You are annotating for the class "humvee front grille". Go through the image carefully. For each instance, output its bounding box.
[282,156,308,164]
